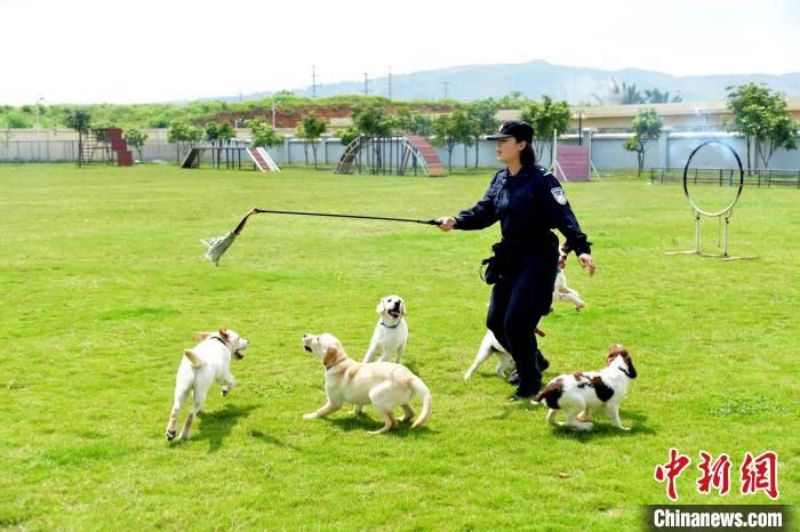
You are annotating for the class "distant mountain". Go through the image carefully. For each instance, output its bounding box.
[237,60,800,103]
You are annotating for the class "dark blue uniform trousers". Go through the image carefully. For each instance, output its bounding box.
[487,258,557,396]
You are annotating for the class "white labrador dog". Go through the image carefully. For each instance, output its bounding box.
[302,332,431,434]
[363,295,408,364]
[535,344,637,431]
[165,328,249,441]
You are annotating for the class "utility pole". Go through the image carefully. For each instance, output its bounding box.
[363,73,369,96]
[35,96,44,129]
[312,65,317,98]
[441,81,450,100]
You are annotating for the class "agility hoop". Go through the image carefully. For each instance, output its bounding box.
[665,140,757,260]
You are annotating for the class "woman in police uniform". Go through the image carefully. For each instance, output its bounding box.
[437,120,596,401]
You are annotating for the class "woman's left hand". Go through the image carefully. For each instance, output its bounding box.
[578,253,596,276]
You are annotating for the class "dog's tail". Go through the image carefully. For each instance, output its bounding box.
[183,349,203,368]
[534,379,564,410]
[410,377,432,429]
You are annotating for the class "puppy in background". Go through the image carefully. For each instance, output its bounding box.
[363,295,408,364]
[535,344,636,432]
[553,243,585,310]
[463,326,545,380]
[165,328,249,441]
[303,332,431,434]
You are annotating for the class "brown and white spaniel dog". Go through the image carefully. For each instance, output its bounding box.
[535,344,636,431]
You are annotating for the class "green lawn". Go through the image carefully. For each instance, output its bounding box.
[1,164,797,530]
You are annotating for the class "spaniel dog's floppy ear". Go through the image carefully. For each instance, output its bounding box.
[375,299,386,314]
[622,354,637,379]
[399,299,408,317]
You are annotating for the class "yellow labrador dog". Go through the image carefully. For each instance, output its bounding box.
[302,332,431,434]
[166,328,249,441]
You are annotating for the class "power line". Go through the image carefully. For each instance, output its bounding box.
[441,81,450,100]
[312,65,317,98]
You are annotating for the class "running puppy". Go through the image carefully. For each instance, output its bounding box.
[165,328,249,441]
[553,244,586,310]
[535,344,636,431]
[302,332,431,434]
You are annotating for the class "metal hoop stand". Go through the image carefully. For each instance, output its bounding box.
[665,140,757,261]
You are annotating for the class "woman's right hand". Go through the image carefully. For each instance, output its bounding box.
[436,217,457,232]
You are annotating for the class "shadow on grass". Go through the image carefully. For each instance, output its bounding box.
[189,403,259,453]
[548,409,655,441]
[248,430,301,450]
[326,414,437,438]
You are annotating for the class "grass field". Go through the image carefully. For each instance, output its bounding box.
[0,164,797,530]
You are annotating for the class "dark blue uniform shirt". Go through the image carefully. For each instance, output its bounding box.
[454,164,591,257]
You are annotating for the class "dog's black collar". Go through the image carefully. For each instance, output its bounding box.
[211,336,228,347]
[619,367,634,378]
[380,320,401,329]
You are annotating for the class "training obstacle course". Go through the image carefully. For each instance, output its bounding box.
[79,128,133,166]
[181,142,280,172]
[336,134,446,177]
[666,140,757,260]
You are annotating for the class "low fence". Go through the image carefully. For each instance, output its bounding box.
[649,167,800,188]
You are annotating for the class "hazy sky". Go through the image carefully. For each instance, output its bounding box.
[1,0,797,105]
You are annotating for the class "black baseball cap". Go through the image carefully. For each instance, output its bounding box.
[486,120,534,143]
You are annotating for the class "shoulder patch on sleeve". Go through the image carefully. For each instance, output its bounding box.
[550,187,567,205]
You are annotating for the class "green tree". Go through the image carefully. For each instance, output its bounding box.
[519,96,571,164]
[63,109,92,167]
[497,91,529,109]
[431,114,459,172]
[338,126,360,146]
[294,123,309,166]
[167,121,201,164]
[352,103,393,137]
[217,122,236,142]
[395,109,433,136]
[124,128,148,162]
[468,99,499,168]
[449,107,478,169]
[299,113,327,168]
[644,88,683,103]
[352,103,394,172]
[593,78,645,105]
[726,83,799,172]
[249,119,283,148]
[623,108,663,176]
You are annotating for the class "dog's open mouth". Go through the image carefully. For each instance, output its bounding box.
[303,345,312,353]
[234,351,245,360]
[388,309,401,319]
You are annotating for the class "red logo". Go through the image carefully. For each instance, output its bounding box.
[654,448,692,501]
[655,450,778,501]
[740,451,779,500]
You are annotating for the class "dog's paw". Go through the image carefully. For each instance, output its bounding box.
[166,430,176,441]
[617,425,631,432]
[302,413,317,420]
